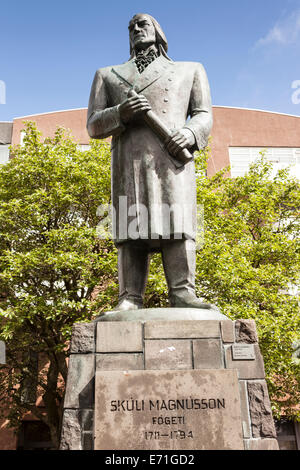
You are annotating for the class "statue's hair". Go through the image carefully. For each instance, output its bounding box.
[129,13,168,57]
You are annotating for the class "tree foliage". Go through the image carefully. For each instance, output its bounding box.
[194,148,300,420]
[0,123,299,448]
[0,123,118,447]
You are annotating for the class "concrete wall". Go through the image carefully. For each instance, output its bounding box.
[12,109,89,146]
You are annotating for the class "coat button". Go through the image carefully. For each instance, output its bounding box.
[165,88,169,91]
[162,110,167,113]
[168,78,172,81]
[164,98,169,102]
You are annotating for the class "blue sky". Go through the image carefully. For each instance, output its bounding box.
[1,0,300,121]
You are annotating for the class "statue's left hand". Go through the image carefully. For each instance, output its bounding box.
[165,128,195,157]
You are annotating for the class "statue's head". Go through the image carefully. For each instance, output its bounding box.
[128,13,168,57]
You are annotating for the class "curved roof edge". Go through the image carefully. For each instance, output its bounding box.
[213,105,300,119]
[13,105,300,121]
[14,107,87,120]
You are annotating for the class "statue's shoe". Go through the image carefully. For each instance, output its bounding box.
[93,298,143,321]
[112,298,143,312]
[169,292,219,311]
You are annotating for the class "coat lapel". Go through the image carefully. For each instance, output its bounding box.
[111,55,174,93]
[111,60,136,88]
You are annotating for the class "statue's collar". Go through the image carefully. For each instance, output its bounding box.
[111,54,174,93]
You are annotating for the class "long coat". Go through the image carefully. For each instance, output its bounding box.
[87,54,213,244]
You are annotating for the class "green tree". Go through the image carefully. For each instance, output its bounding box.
[0,123,118,447]
[193,151,300,420]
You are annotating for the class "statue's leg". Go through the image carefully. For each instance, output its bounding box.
[161,239,213,309]
[114,241,150,311]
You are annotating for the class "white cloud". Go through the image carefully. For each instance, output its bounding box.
[256,9,300,47]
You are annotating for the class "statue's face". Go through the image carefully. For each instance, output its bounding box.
[129,14,156,52]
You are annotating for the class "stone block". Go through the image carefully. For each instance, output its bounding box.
[96,322,143,353]
[70,323,95,354]
[239,381,251,438]
[221,321,235,343]
[193,339,223,369]
[144,339,192,370]
[247,381,277,438]
[79,409,93,431]
[94,369,244,450]
[82,432,94,450]
[96,353,144,371]
[225,344,265,379]
[64,354,95,409]
[60,410,82,450]
[243,439,250,450]
[235,320,258,344]
[248,438,279,450]
[144,320,221,339]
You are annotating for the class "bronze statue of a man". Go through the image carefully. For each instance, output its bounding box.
[87,14,213,311]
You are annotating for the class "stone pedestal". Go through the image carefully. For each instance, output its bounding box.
[60,309,279,450]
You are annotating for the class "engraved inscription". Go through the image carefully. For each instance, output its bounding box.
[110,398,226,412]
[109,397,226,442]
[94,370,244,450]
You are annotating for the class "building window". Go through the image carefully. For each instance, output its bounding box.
[17,421,54,450]
[0,144,10,164]
[275,419,300,450]
[229,147,300,180]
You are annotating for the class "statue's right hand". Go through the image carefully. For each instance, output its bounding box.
[119,94,151,124]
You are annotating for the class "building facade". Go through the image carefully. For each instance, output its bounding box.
[2,106,300,179]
